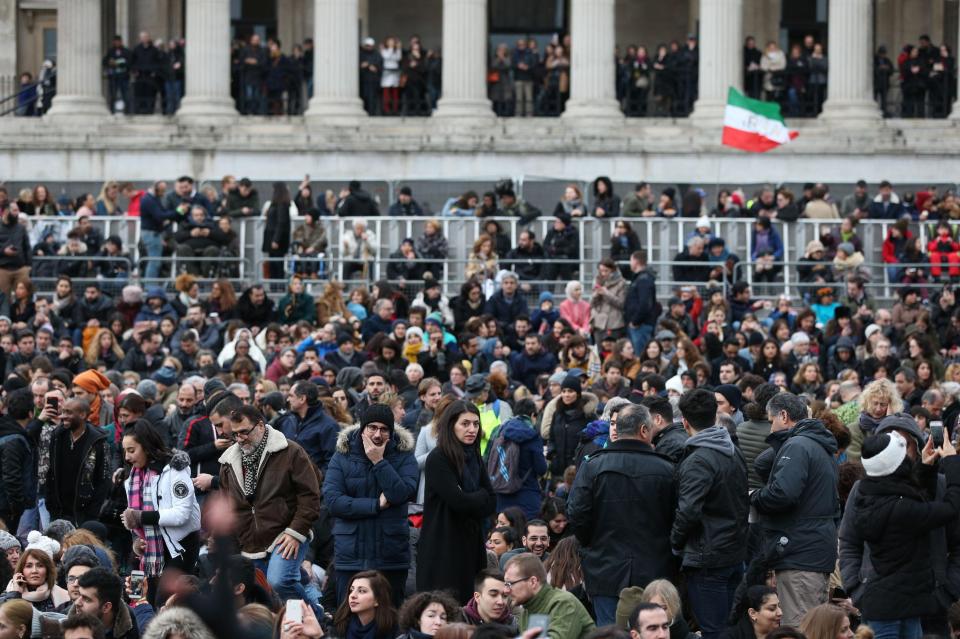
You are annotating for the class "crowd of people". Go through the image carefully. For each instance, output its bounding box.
[14,26,959,122]
[1,172,960,638]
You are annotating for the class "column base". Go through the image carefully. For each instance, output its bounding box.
[177,96,238,124]
[46,95,109,119]
[434,98,493,120]
[305,97,366,125]
[820,99,881,123]
[561,99,623,122]
[949,99,960,120]
[689,99,728,124]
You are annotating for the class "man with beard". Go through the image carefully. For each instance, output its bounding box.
[0,202,30,297]
[219,404,321,609]
[161,383,199,450]
[45,398,111,524]
[498,519,552,570]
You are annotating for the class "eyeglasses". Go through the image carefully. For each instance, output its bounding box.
[365,424,391,436]
[66,575,81,583]
[227,422,262,441]
[503,576,533,589]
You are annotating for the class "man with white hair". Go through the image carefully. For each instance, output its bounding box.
[485,271,529,329]
[341,219,377,280]
[672,236,712,284]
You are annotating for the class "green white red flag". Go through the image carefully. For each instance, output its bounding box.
[722,87,799,152]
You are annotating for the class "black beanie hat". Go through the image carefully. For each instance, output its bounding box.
[561,374,582,394]
[362,403,395,431]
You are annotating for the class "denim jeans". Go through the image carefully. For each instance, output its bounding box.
[141,229,164,280]
[628,325,653,356]
[593,595,620,628]
[864,618,922,639]
[255,538,321,614]
[686,564,744,639]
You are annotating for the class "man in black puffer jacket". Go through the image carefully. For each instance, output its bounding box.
[750,392,839,628]
[839,413,960,637]
[672,389,749,639]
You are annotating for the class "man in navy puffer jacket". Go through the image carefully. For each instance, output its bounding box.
[322,403,418,608]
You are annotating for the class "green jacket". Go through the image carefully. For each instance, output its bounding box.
[518,584,595,639]
[832,400,860,429]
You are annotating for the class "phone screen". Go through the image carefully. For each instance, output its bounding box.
[529,614,550,638]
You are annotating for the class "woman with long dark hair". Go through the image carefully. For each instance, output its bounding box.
[120,419,201,603]
[417,400,496,602]
[263,181,292,283]
[332,571,398,639]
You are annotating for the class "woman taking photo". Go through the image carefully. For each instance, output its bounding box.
[120,419,202,601]
[332,571,398,639]
[396,591,462,639]
[853,430,960,639]
[417,400,496,602]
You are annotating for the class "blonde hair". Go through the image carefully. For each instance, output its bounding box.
[641,579,682,621]
[84,327,124,366]
[62,528,117,570]
[861,378,903,415]
[97,180,120,214]
[800,604,847,639]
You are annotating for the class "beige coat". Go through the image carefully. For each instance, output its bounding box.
[589,270,627,332]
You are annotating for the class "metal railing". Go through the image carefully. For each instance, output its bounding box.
[17,213,950,304]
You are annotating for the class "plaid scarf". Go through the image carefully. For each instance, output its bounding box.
[241,432,270,497]
[129,467,164,576]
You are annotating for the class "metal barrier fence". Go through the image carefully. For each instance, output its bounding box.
[21,213,949,302]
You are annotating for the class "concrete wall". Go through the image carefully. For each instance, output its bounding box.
[615,0,693,48]
[368,0,442,49]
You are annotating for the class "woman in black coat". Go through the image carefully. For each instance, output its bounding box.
[853,430,960,633]
[417,400,496,602]
[263,181,292,283]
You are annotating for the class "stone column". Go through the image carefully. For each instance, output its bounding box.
[435,0,491,118]
[0,0,17,79]
[47,0,108,118]
[952,15,960,118]
[305,0,365,122]
[691,0,743,121]
[562,0,621,120]
[821,0,880,121]
[178,0,237,122]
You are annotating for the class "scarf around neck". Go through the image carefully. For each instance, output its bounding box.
[241,431,270,497]
[129,466,164,576]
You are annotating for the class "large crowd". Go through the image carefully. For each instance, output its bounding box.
[0,172,959,639]
[15,29,956,120]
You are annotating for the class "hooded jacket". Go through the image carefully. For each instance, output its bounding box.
[123,450,201,558]
[540,392,599,476]
[218,426,322,558]
[322,425,418,571]
[134,288,178,324]
[670,426,749,568]
[849,457,960,619]
[494,417,547,519]
[750,418,840,572]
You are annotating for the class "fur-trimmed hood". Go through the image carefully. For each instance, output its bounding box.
[168,449,190,471]
[335,423,415,454]
[540,391,599,439]
[142,606,216,639]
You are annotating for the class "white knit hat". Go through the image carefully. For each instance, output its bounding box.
[862,431,907,478]
[25,531,60,560]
